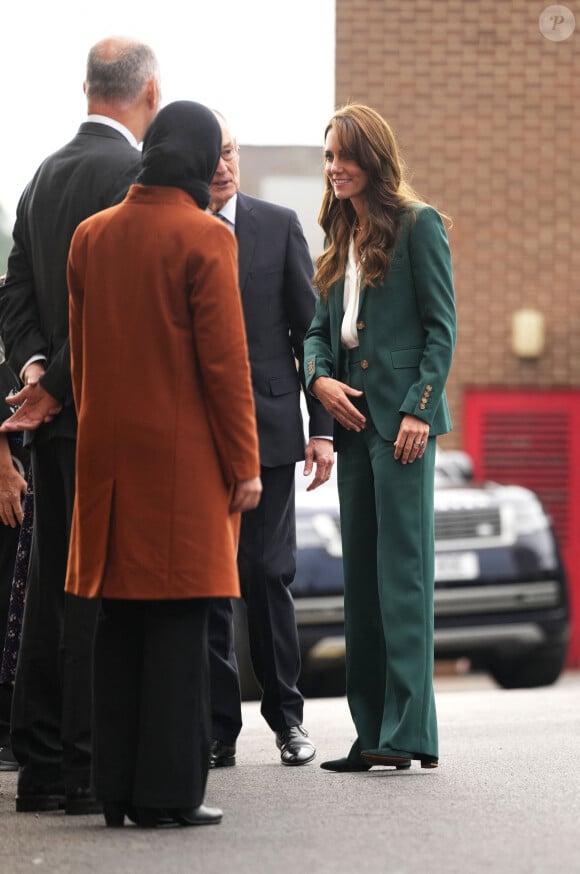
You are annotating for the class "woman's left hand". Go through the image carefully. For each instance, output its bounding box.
[394,415,429,464]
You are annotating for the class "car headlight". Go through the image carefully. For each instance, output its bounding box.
[500,487,550,536]
[296,513,343,558]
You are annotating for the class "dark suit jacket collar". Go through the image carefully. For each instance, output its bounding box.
[77,121,133,143]
[234,191,257,294]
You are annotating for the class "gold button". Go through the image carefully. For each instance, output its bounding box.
[420,403,426,410]
[422,396,429,404]
[361,360,369,370]
[426,384,433,391]
[356,320,366,330]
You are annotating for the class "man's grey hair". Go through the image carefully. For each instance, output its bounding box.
[85,40,159,103]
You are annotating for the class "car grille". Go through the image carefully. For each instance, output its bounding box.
[435,507,502,547]
[297,506,511,556]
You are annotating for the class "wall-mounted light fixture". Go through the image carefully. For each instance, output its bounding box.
[511,308,545,359]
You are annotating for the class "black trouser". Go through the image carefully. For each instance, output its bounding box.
[10,438,98,790]
[94,598,211,809]
[209,464,303,743]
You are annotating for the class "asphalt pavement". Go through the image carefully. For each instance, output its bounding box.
[1,670,579,874]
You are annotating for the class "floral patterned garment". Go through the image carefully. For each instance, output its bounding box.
[0,467,33,685]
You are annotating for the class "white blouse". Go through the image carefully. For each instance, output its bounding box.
[341,237,362,349]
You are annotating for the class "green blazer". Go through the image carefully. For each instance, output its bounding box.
[304,204,456,442]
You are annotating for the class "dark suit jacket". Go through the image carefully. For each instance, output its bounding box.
[0,122,141,444]
[304,204,456,443]
[234,192,332,467]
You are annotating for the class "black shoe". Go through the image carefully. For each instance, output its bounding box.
[64,786,103,816]
[320,756,372,772]
[170,805,223,826]
[132,804,222,828]
[16,780,66,813]
[360,748,437,769]
[209,739,236,768]
[132,806,173,828]
[0,745,18,772]
[275,725,316,766]
[103,802,126,828]
[102,801,139,827]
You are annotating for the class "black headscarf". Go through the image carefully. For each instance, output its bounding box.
[137,100,221,209]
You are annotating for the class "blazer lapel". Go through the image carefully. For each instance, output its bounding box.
[357,222,408,316]
[357,281,368,317]
[234,193,257,296]
[330,277,346,376]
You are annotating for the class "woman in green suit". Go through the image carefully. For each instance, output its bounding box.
[304,104,456,771]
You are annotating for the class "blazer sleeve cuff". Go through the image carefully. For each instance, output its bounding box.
[399,381,443,425]
[305,354,333,394]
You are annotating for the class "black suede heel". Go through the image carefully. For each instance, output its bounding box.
[103,802,127,827]
[320,756,372,772]
[419,756,439,769]
[360,749,412,768]
[133,806,165,828]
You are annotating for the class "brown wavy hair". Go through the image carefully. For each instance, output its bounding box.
[313,103,424,299]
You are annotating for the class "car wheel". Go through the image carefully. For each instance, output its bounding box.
[232,599,262,701]
[488,645,567,689]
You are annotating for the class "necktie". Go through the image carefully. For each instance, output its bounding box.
[214,212,235,233]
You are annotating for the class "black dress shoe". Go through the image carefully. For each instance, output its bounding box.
[170,805,223,826]
[209,739,236,768]
[16,780,66,812]
[275,725,316,766]
[133,804,222,827]
[64,786,103,816]
[0,745,18,772]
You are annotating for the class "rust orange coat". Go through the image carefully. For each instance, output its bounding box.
[65,184,260,601]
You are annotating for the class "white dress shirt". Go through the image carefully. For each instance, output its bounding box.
[86,114,140,148]
[212,193,237,230]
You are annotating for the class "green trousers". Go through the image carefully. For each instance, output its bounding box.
[337,351,438,760]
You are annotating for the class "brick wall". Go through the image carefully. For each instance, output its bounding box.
[335,0,580,448]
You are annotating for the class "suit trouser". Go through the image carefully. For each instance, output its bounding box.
[93,598,210,808]
[209,464,303,742]
[337,353,438,760]
[10,437,98,789]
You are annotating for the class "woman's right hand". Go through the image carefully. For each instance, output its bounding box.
[0,434,27,527]
[312,376,366,431]
[230,476,262,513]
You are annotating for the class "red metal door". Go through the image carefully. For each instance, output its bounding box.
[463,389,580,666]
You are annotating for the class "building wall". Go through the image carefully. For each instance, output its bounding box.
[239,145,326,258]
[335,0,580,449]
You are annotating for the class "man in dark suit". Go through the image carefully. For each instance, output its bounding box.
[0,36,160,814]
[207,112,334,768]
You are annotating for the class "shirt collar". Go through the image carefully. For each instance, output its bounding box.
[85,115,139,149]
[214,193,237,227]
